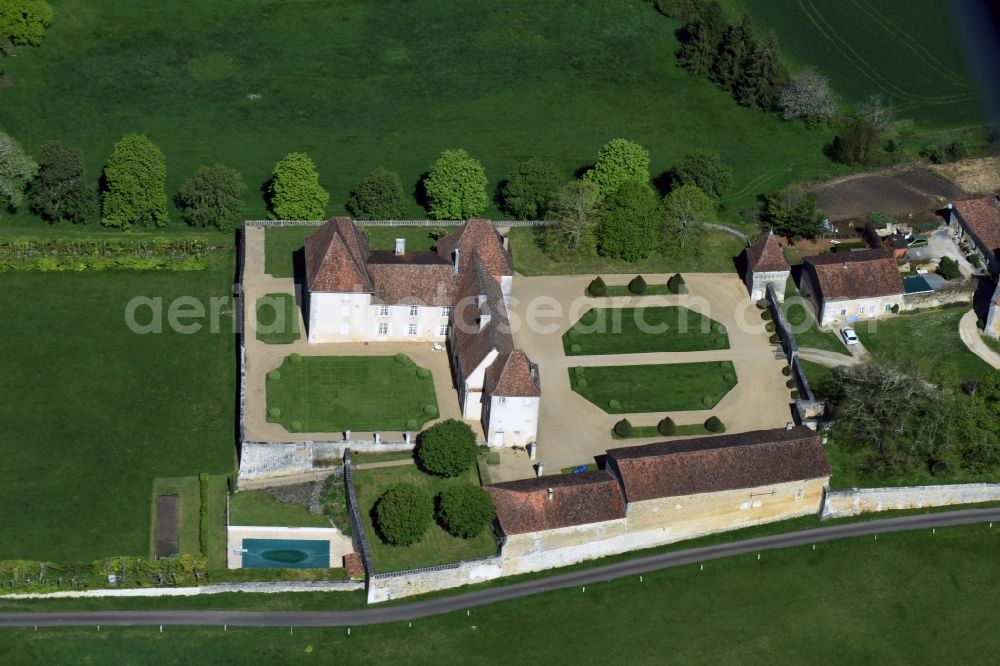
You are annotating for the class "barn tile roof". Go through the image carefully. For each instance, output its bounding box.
[452,256,513,377]
[485,350,540,397]
[606,426,830,502]
[803,249,904,301]
[367,263,457,306]
[305,218,373,293]
[952,195,1000,259]
[435,219,513,280]
[746,231,789,273]
[487,470,627,535]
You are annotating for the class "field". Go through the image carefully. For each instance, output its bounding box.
[229,491,329,528]
[351,464,499,573]
[0,0,846,233]
[570,362,738,413]
[0,254,237,562]
[563,307,729,355]
[854,306,991,386]
[739,0,987,129]
[265,355,438,432]
[2,524,999,663]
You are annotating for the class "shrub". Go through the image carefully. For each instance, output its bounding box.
[712,323,725,334]
[718,361,731,369]
[761,310,772,321]
[937,256,961,280]
[574,366,586,377]
[608,399,622,410]
[588,276,607,297]
[393,353,407,363]
[628,275,647,294]
[374,483,433,546]
[782,366,791,376]
[290,353,303,364]
[614,418,633,437]
[769,333,779,343]
[890,303,901,314]
[290,420,302,432]
[436,484,496,539]
[416,367,431,379]
[724,373,736,382]
[786,379,796,389]
[765,322,776,333]
[705,416,724,433]
[970,254,984,270]
[790,390,801,400]
[267,370,281,381]
[945,141,967,161]
[577,378,588,388]
[701,395,713,406]
[422,404,438,417]
[570,343,582,353]
[405,419,418,430]
[268,407,281,419]
[416,419,477,477]
[668,273,687,294]
[755,299,767,310]
[657,417,676,436]
[347,167,406,220]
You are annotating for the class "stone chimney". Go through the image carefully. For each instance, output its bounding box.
[547,487,554,501]
[395,238,405,255]
[453,248,460,275]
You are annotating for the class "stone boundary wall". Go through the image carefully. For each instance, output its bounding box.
[243,219,548,228]
[239,440,414,480]
[343,450,376,579]
[821,483,1000,519]
[902,284,975,311]
[765,283,814,402]
[4,581,363,600]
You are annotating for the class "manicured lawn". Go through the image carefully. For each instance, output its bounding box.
[351,464,499,573]
[511,228,747,276]
[149,477,202,559]
[782,282,847,354]
[229,491,329,528]
[596,283,673,297]
[855,307,991,386]
[740,0,986,130]
[799,360,837,400]
[563,307,729,356]
[570,362,738,413]
[254,293,300,344]
[0,255,237,562]
[983,335,1000,356]
[265,355,438,432]
[4,525,1000,662]
[264,226,441,279]
[0,0,844,233]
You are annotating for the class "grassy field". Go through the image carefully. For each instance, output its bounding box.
[0,0,845,232]
[254,293,300,344]
[564,306,729,356]
[264,226,441,279]
[799,359,837,400]
[855,306,991,386]
[0,254,237,562]
[3,524,999,663]
[511,228,747,276]
[352,464,499,573]
[229,491,329,528]
[597,283,673,297]
[570,362,737,413]
[266,355,438,433]
[149,477,202,558]
[782,283,848,354]
[738,0,987,130]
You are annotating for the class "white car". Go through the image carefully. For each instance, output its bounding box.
[841,327,860,346]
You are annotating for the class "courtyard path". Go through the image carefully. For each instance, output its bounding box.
[797,348,864,368]
[958,309,1000,369]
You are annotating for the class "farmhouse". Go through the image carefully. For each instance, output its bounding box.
[304,217,539,447]
[948,194,1000,275]
[798,250,905,326]
[744,231,791,302]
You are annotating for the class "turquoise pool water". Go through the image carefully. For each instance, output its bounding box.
[241,538,330,568]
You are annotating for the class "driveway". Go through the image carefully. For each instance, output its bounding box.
[958,310,1000,369]
[495,273,794,482]
[906,228,979,278]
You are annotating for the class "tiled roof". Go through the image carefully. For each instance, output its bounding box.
[803,249,904,301]
[606,426,831,502]
[436,219,513,280]
[305,218,372,293]
[953,195,1000,258]
[367,263,457,307]
[487,470,627,535]
[486,350,540,397]
[452,255,513,377]
[746,231,789,273]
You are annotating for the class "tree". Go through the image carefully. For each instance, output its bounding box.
[657,417,676,436]
[759,191,823,239]
[177,163,246,232]
[734,31,787,110]
[587,276,607,296]
[416,419,477,477]
[423,149,488,220]
[662,184,715,251]
[778,69,836,122]
[831,96,892,165]
[544,179,602,257]
[705,416,724,432]
[374,483,433,546]
[584,139,651,196]
[100,134,169,229]
[937,256,961,280]
[347,167,406,220]
[711,11,755,92]
[628,275,647,294]
[499,158,562,220]
[436,484,496,539]
[614,418,633,437]
[596,181,659,261]
[0,0,53,46]
[668,273,687,294]
[28,140,95,223]
[676,0,728,77]
[266,152,329,220]
[0,131,37,210]
[669,151,732,200]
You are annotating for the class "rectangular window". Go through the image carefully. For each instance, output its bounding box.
[440,306,452,318]
[408,323,417,336]
[437,325,448,337]
[840,309,847,316]
[868,305,876,314]
[409,305,419,317]
[378,305,390,316]
[497,396,506,404]
[885,304,893,313]
[377,323,388,336]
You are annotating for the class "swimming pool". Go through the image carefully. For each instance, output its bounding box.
[241,538,331,568]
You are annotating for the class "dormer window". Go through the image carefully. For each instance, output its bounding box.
[409,305,419,317]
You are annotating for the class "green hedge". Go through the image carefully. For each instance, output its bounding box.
[0,238,209,271]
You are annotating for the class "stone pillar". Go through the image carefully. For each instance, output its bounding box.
[373,432,381,445]
[527,442,537,460]
[344,429,351,442]
[535,461,543,477]
[403,432,410,445]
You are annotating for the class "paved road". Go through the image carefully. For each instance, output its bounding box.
[2,507,998,628]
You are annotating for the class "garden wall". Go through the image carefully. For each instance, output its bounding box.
[901,284,975,310]
[821,483,1000,519]
[238,440,414,481]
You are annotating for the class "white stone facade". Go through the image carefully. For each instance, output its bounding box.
[747,269,790,303]
[308,293,452,343]
[484,395,541,448]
